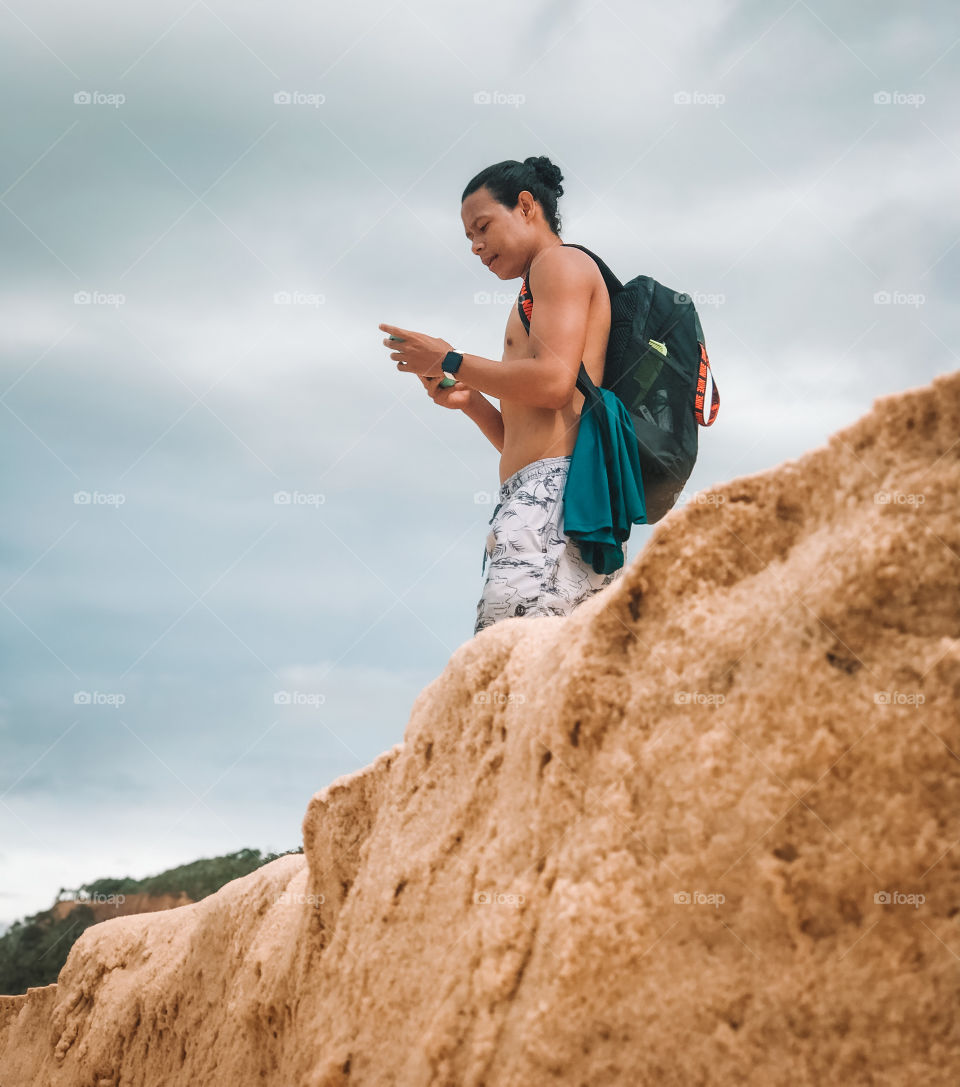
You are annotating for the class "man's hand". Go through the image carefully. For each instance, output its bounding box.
[379,322,452,378]
[417,374,473,410]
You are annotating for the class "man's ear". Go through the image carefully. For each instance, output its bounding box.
[517,190,536,220]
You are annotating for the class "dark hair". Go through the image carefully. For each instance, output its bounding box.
[461,155,565,235]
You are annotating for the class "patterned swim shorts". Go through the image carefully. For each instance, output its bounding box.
[474,455,627,635]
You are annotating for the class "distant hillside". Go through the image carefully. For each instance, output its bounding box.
[0,847,301,997]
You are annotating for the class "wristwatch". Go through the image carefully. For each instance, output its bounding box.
[441,350,463,380]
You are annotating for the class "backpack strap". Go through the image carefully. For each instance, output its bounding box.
[517,275,533,334]
[692,310,719,426]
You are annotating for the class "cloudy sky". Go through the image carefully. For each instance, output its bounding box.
[1,0,956,926]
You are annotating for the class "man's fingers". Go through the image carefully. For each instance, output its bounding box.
[414,373,444,402]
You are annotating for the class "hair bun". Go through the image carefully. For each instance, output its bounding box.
[525,155,564,198]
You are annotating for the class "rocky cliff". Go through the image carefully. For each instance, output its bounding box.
[48,893,194,925]
[2,372,958,1086]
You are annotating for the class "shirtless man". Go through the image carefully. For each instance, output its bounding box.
[379,155,626,634]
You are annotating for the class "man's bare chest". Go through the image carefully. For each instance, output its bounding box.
[502,301,528,362]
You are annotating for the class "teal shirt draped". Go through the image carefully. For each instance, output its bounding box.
[563,386,647,575]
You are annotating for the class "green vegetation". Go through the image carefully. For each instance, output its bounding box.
[0,846,302,997]
[0,905,97,995]
[71,846,302,904]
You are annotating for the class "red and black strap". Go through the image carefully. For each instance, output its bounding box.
[517,276,533,333]
[694,341,720,426]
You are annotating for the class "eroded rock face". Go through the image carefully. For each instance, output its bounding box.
[49,892,194,923]
[2,373,958,1087]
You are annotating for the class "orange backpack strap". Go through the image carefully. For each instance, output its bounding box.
[517,275,533,334]
[692,314,719,426]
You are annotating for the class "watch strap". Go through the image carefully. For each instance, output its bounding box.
[442,350,463,376]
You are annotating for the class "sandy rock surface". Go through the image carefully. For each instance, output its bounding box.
[2,372,958,1086]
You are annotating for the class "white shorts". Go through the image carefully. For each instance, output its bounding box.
[474,455,626,635]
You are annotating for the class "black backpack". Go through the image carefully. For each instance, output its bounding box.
[516,242,720,523]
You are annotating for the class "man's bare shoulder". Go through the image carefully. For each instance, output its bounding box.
[528,243,600,294]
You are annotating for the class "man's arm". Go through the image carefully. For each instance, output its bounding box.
[453,248,593,410]
[460,389,504,452]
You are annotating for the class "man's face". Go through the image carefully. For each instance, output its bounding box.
[461,187,529,279]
